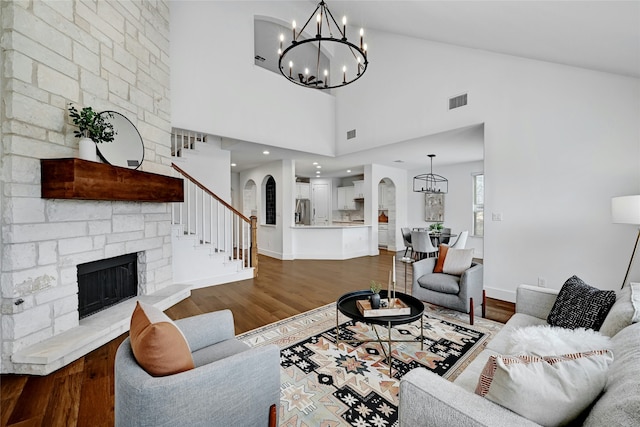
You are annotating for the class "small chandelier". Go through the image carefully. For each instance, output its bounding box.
[413,154,448,194]
[278,0,368,90]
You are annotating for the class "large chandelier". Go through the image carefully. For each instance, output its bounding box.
[413,154,448,194]
[278,0,368,89]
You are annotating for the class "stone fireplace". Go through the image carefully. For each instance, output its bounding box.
[2,195,190,375]
[0,0,185,374]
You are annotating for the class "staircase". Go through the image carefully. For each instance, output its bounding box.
[170,129,256,288]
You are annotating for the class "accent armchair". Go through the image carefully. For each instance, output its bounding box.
[412,256,485,324]
[115,309,280,427]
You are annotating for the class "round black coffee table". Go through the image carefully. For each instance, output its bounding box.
[336,290,425,377]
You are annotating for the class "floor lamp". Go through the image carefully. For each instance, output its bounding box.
[612,195,640,289]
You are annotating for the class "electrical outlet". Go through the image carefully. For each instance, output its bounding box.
[492,212,503,221]
[537,277,546,288]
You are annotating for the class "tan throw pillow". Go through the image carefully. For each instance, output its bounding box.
[442,248,474,275]
[433,245,449,273]
[475,350,613,427]
[129,301,195,377]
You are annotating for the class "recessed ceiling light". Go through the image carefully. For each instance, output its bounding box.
[263,150,270,155]
[316,171,321,174]
[347,169,351,173]
[313,162,318,165]
[316,165,321,169]
[231,163,237,167]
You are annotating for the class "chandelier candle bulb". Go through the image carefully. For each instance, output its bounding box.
[317,14,321,35]
[292,20,296,40]
[343,66,346,83]
[342,16,346,38]
[289,61,293,78]
[360,28,364,49]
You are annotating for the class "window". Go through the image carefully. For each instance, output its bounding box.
[265,176,276,225]
[472,173,484,237]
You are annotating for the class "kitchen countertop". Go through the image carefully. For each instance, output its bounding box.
[292,222,371,228]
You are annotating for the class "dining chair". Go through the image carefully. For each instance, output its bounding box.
[401,227,413,258]
[441,227,452,244]
[411,230,439,260]
[450,230,469,249]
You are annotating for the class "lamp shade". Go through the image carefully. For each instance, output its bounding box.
[612,195,640,225]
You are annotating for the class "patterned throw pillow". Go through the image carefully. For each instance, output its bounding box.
[547,275,616,331]
[475,350,613,427]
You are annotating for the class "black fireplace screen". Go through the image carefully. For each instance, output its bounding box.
[77,253,138,319]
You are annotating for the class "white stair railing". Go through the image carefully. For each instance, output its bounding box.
[171,128,206,157]
[170,130,257,274]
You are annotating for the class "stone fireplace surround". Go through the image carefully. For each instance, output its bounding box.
[0,0,182,375]
[2,194,190,375]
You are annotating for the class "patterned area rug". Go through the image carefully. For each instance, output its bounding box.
[238,302,502,427]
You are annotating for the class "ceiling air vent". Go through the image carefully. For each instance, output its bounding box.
[347,129,356,140]
[449,93,468,110]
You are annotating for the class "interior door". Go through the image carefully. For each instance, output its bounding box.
[311,183,329,225]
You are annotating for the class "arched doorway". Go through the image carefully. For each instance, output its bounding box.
[243,180,257,218]
[378,178,397,249]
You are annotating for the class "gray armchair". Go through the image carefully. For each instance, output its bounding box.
[412,257,485,324]
[115,309,280,427]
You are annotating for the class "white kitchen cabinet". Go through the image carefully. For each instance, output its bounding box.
[353,180,364,199]
[378,183,388,209]
[295,182,310,199]
[378,223,388,247]
[337,186,356,210]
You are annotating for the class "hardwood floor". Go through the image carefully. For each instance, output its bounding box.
[1,252,514,427]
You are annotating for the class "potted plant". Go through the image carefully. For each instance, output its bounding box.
[369,280,383,309]
[68,104,116,162]
[429,222,444,234]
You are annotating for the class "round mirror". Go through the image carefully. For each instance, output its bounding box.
[96,111,144,169]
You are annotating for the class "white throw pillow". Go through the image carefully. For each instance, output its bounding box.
[475,350,614,427]
[507,325,611,357]
[599,282,640,337]
[442,248,474,275]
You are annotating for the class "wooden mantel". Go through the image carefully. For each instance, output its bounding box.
[41,158,184,203]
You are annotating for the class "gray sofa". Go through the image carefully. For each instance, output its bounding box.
[399,284,640,426]
[115,309,280,427]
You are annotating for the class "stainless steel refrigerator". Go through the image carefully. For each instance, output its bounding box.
[295,199,311,225]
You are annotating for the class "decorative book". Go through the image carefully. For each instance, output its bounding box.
[357,298,411,317]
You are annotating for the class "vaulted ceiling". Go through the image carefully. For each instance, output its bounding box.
[232,1,639,177]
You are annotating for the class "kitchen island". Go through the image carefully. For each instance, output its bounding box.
[290,222,373,260]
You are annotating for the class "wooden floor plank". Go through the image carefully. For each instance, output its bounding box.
[1,252,514,427]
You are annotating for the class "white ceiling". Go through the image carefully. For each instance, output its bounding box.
[230,1,640,178]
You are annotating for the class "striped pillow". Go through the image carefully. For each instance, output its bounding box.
[475,350,613,426]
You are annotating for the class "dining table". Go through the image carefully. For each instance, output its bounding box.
[411,229,457,247]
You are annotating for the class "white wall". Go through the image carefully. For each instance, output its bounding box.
[335,32,639,300]
[177,135,232,203]
[170,1,335,156]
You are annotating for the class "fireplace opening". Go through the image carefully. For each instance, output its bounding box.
[78,253,138,319]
